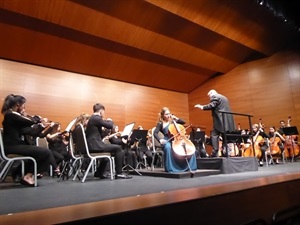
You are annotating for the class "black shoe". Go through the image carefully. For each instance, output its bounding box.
[115,173,132,179]
[94,171,108,179]
[20,178,35,187]
[12,173,22,183]
[94,171,101,178]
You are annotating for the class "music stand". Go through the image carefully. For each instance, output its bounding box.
[120,123,142,175]
[190,131,205,144]
[282,126,299,136]
[224,131,243,157]
[282,126,299,162]
[130,129,148,169]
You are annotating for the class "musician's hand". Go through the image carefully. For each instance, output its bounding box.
[160,139,167,145]
[194,104,204,110]
[103,136,108,141]
[171,114,178,120]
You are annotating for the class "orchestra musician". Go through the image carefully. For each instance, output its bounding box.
[108,125,138,169]
[268,126,285,164]
[251,123,269,166]
[46,122,71,176]
[153,107,197,173]
[72,113,90,172]
[1,94,51,187]
[129,126,153,169]
[85,103,132,179]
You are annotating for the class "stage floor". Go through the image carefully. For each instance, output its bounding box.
[1,160,300,217]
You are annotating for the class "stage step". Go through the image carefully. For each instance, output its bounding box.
[133,168,220,179]
[197,157,258,174]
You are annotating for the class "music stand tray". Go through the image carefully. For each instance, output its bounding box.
[130,129,148,143]
[282,126,299,135]
[190,131,205,143]
[226,132,243,144]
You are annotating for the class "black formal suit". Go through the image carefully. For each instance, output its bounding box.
[202,93,235,156]
[85,114,124,174]
[2,110,51,174]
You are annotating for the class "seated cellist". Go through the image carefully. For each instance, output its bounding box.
[251,124,269,166]
[268,126,285,164]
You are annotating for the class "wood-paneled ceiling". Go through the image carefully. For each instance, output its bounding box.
[0,0,299,93]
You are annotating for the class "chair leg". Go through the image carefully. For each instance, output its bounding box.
[73,158,83,181]
[32,158,37,187]
[82,159,95,183]
[0,161,13,181]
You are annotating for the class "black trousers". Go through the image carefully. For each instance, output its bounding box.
[5,144,51,174]
[91,144,124,174]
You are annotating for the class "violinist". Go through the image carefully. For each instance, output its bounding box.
[72,113,90,172]
[268,126,285,164]
[85,103,131,179]
[153,107,197,173]
[1,94,51,187]
[46,122,71,176]
[108,125,137,169]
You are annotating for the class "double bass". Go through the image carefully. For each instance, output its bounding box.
[284,117,300,159]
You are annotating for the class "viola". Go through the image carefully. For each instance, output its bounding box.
[168,118,195,158]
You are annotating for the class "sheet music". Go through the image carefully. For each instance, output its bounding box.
[65,118,77,132]
[121,122,135,137]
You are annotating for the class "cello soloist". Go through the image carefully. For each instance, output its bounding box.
[153,107,197,173]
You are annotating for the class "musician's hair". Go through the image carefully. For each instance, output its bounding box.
[93,103,105,112]
[158,107,169,122]
[1,94,26,115]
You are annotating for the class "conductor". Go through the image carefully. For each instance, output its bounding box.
[194,89,235,157]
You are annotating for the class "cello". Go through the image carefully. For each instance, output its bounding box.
[269,130,284,156]
[168,118,196,158]
[244,120,263,159]
[168,116,196,176]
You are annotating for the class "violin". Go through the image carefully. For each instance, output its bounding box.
[168,115,195,158]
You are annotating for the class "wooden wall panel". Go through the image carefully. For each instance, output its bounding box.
[1,51,299,138]
[189,51,300,136]
[0,59,188,132]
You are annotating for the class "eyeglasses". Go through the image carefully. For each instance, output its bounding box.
[164,113,171,116]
